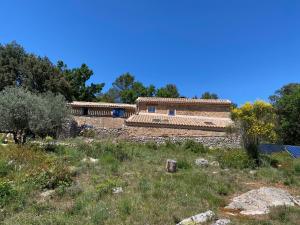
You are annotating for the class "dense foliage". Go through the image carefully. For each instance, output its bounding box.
[270,83,300,145]
[100,73,180,103]
[0,42,103,101]
[100,73,156,103]
[0,87,69,143]
[200,92,219,99]
[231,101,277,161]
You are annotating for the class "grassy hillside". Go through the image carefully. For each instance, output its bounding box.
[0,139,300,225]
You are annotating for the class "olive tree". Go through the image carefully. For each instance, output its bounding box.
[0,87,70,144]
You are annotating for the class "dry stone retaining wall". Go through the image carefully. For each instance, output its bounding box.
[86,127,241,148]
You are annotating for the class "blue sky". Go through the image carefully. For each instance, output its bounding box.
[1,0,300,104]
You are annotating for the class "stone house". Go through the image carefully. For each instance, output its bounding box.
[69,101,136,128]
[70,97,233,137]
[125,97,233,136]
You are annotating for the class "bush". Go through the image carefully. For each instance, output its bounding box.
[0,160,13,177]
[216,149,255,169]
[293,161,300,175]
[34,163,73,189]
[0,180,15,207]
[96,177,123,197]
[183,140,207,153]
[177,159,191,170]
[145,141,158,150]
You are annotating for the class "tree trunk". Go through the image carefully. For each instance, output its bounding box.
[166,159,177,173]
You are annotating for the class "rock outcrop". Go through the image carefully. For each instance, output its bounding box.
[225,187,300,215]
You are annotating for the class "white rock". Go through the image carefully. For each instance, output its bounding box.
[81,157,99,163]
[177,210,215,225]
[210,161,220,166]
[112,187,123,194]
[211,219,231,225]
[249,170,257,175]
[40,189,55,201]
[195,158,209,167]
[225,187,299,215]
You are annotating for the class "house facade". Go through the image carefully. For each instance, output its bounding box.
[125,97,232,132]
[70,101,136,118]
[69,97,233,135]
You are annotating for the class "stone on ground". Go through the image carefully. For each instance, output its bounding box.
[112,187,123,194]
[39,190,55,202]
[195,158,209,167]
[177,210,215,225]
[81,157,99,163]
[166,159,177,173]
[225,187,300,215]
[211,219,231,225]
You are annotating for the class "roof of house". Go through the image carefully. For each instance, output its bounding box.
[136,97,231,105]
[70,101,136,110]
[126,113,233,129]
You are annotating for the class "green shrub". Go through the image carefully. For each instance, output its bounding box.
[269,206,300,224]
[0,180,15,207]
[96,177,122,197]
[0,160,13,177]
[183,140,207,153]
[164,139,176,149]
[138,178,151,193]
[177,159,191,170]
[102,143,131,162]
[34,163,73,189]
[145,141,158,150]
[217,149,255,169]
[118,198,132,216]
[91,203,109,225]
[293,161,300,175]
[80,129,96,138]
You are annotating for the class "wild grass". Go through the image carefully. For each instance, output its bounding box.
[0,139,299,224]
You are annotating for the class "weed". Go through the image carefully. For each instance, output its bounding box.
[96,177,123,197]
[177,159,192,170]
[183,139,207,153]
[0,180,15,207]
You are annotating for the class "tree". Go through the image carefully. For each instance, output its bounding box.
[231,101,277,163]
[102,73,156,103]
[0,42,71,99]
[58,61,104,101]
[0,42,103,102]
[201,92,219,99]
[269,83,300,145]
[0,87,69,144]
[156,84,180,98]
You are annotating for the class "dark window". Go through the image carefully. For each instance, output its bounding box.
[204,121,214,125]
[168,109,176,116]
[148,106,156,113]
[83,107,89,116]
[112,108,125,117]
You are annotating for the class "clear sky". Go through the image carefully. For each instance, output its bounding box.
[1,0,299,104]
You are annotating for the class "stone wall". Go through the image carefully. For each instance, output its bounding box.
[126,135,241,149]
[74,116,125,129]
[82,126,241,148]
[138,102,231,118]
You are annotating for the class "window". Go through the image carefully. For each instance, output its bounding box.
[112,108,125,117]
[168,109,176,116]
[83,107,89,116]
[148,106,156,113]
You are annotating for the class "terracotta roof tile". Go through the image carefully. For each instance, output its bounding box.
[136,97,231,105]
[126,113,232,129]
[70,101,136,109]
